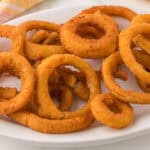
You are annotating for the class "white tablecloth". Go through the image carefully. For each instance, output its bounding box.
[2,0,150,149]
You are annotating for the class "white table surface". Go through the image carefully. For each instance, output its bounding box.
[2,0,150,150]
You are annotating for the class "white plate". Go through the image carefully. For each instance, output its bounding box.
[0,4,150,148]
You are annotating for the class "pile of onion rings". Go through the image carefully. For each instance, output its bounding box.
[0,5,149,134]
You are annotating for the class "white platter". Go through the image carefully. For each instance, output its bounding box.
[0,4,150,148]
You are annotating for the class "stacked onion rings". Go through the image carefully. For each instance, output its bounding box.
[0,52,34,114]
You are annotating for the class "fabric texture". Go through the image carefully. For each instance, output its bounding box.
[0,0,43,23]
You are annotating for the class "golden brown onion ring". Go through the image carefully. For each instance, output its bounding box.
[91,94,134,128]
[9,110,94,134]
[36,54,100,119]
[102,52,150,104]
[0,52,34,114]
[60,12,118,58]
[18,20,65,60]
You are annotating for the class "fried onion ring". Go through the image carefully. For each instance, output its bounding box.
[0,52,34,114]
[102,52,150,104]
[36,54,100,119]
[91,94,134,128]
[18,20,65,60]
[9,110,94,134]
[60,12,118,58]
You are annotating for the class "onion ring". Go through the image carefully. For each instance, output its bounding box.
[102,52,150,104]
[91,94,134,128]
[60,12,118,58]
[80,5,137,20]
[119,24,150,84]
[0,52,34,114]
[36,54,100,119]
[18,20,65,60]
[9,110,94,134]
